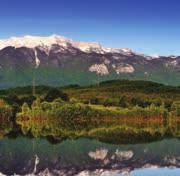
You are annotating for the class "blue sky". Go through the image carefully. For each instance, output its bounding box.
[0,0,180,55]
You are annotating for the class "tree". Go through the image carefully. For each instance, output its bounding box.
[44,88,69,102]
[0,99,13,121]
[131,97,149,108]
[22,103,30,114]
[4,94,20,105]
[171,101,180,116]
[119,96,128,108]
[90,97,99,105]
[103,98,116,107]
[20,95,36,106]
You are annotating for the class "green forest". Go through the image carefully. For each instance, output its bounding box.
[0,80,180,143]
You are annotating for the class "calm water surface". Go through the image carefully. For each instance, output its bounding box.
[0,137,179,175]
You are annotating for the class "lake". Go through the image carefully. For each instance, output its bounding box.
[0,136,179,175]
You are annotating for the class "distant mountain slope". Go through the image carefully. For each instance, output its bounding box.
[0,35,179,88]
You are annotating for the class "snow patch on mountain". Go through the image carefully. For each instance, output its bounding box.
[104,58,111,65]
[151,54,160,59]
[165,60,178,68]
[113,64,135,74]
[34,49,40,68]
[169,55,178,59]
[75,42,105,54]
[112,56,121,60]
[89,64,109,75]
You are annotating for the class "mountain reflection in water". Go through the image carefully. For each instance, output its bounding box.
[0,137,179,175]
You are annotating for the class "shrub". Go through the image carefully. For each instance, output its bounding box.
[103,98,117,107]
[20,95,36,106]
[131,97,150,108]
[171,101,180,116]
[90,97,99,105]
[44,88,69,102]
[119,96,128,108]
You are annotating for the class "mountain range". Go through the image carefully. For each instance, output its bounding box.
[0,35,179,89]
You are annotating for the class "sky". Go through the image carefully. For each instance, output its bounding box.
[0,0,180,56]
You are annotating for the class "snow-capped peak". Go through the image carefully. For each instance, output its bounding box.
[75,42,105,54]
[0,34,134,55]
[0,35,72,50]
[0,40,5,49]
[150,54,160,59]
[169,55,178,59]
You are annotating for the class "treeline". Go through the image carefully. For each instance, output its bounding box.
[0,79,179,142]
[88,96,174,110]
[64,80,180,111]
[16,96,179,138]
[98,80,180,93]
[15,100,160,137]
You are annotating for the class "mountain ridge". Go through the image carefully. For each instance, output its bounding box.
[0,34,179,88]
[0,35,135,55]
